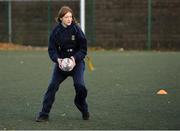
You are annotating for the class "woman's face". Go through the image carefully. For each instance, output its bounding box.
[61,12,73,26]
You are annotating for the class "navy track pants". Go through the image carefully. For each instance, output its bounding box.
[39,61,88,116]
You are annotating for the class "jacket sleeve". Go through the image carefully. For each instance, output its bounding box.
[73,25,87,62]
[48,29,59,63]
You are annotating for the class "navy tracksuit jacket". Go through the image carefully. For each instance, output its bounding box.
[39,22,88,117]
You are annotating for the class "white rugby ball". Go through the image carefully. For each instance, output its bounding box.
[61,58,74,71]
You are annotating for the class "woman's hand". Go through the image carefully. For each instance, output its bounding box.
[70,56,76,67]
[57,58,63,69]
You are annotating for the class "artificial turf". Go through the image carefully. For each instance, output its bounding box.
[0,50,180,130]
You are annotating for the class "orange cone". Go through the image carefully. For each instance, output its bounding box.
[157,89,168,95]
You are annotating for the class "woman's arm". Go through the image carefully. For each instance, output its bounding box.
[48,29,59,63]
[73,25,87,62]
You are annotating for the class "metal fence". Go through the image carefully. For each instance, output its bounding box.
[0,0,180,50]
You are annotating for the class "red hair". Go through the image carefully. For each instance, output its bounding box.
[56,6,77,23]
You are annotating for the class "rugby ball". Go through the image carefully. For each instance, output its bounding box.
[61,58,74,71]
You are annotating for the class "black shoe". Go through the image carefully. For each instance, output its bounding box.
[82,112,90,120]
[36,115,49,122]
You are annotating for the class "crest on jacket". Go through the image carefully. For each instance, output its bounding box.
[71,35,75,41]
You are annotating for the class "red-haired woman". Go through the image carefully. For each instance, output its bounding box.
[36,6,89,122]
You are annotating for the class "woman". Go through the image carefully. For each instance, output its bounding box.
[36,6,89,122]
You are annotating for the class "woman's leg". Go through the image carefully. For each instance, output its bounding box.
[39,64,67,117]
[72,61,89,119]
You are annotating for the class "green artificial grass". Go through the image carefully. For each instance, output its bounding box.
[0,50,180,130]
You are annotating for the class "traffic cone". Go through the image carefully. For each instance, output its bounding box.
[157,89,168,95]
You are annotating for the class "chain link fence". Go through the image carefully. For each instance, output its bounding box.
[0,0,180,50]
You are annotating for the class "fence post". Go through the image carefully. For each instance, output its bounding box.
[8,0,12,43]
[86,0,95,46]
[80,0,85,33]
[47,0,51,38]
[147,0,152,50]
